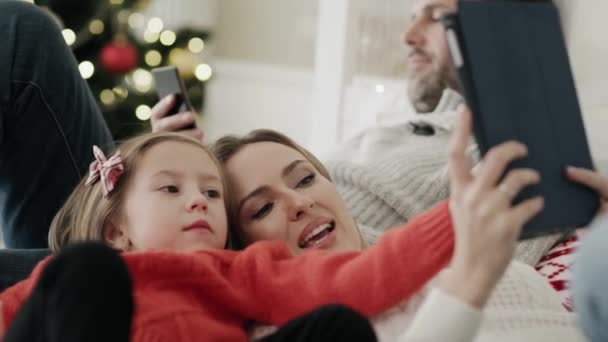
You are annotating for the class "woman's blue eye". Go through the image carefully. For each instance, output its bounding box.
[297,174,315,187]
[252,202,274,220]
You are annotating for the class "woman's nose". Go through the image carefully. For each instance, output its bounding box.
[286,192,314,221]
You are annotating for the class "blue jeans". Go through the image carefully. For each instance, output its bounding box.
[573,214,608,342]
[0,1,113,248]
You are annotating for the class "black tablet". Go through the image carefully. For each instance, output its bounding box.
[443,0,598,239]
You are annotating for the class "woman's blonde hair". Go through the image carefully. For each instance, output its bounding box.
[49,132,224,251]
[211,129,332,248]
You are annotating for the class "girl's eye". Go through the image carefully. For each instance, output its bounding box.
[204,189,221,199]
[252,202,274,220]
[160,185,179,193]
[297,174,315,188]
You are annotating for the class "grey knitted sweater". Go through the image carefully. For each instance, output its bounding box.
[325,89,563,266]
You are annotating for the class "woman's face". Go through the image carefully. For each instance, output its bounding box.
[224,142,364,255]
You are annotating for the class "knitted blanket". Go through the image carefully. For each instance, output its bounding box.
[250,256,583,342]
[386,262,583,342]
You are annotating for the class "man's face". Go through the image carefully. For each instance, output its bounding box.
[405,0,460,113]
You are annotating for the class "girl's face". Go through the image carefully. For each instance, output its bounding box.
[109,141,228,252]
[224,142,365,255]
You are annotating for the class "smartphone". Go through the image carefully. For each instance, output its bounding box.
[443,1,598,240]
[151,66,196,129]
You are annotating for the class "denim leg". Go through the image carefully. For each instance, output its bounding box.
[572,215,608,342]
[0,1,113,248]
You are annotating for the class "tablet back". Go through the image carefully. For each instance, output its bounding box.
[445,0,598,239]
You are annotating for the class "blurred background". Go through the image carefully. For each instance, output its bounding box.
[28,0,608,166]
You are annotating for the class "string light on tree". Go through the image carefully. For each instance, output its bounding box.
[195,64,213,82]
[62,29,76,46]
[79,61,95,79]
[89,19,105,35]
[128,12,145,29]
[143,30,160,43]
[117,10,130,24]
[169,48,200,78]
[160,30,176,46]
[145,50,162,67]
[113,86,129,99]
[132,68,154,93]
[100,89,116,106]
[135,105,152,121]
[188,38,205,53]
[147,17,164,33]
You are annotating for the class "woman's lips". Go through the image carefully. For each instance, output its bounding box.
[298,221,337,250]
[304,227,337,250]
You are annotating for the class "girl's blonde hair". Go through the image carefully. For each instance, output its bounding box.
[211,129,332,249]
[49,132,225,251]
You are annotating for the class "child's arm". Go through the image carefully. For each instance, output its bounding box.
[205,199,453,325]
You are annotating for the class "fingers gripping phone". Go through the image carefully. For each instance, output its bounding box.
[151,66,196,129]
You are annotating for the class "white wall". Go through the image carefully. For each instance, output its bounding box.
[565,1,608,170]
[143,0,218,30]
[202,59,313,147]
[565,0,608,88]
[214,0,318,68]
[584,104,608,174]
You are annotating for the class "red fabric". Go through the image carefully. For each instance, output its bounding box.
[535,231,582,312]
[1,200,453,342]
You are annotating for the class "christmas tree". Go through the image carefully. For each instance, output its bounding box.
[34,0,212,139]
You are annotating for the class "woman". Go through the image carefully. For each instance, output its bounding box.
[208,107,606,341]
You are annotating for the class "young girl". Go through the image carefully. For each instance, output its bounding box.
[0,124,537,342]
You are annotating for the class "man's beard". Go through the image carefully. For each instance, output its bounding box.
[407,55,460,113]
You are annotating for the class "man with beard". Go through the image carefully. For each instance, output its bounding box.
[151,0,562,265]
[405,0,461,114]
[321,0,563,264]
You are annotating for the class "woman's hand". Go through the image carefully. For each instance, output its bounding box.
[150,94,204,141]
[566,166,608,216]
[441,106,544,309]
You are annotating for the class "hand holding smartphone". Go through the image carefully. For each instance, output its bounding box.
[151,66,196,129]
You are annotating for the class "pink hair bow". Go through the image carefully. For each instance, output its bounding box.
[85,145,125,196]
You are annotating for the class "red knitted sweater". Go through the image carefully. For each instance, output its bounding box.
[1,200,453,341]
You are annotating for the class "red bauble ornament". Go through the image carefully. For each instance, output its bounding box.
[100,40,138,74]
